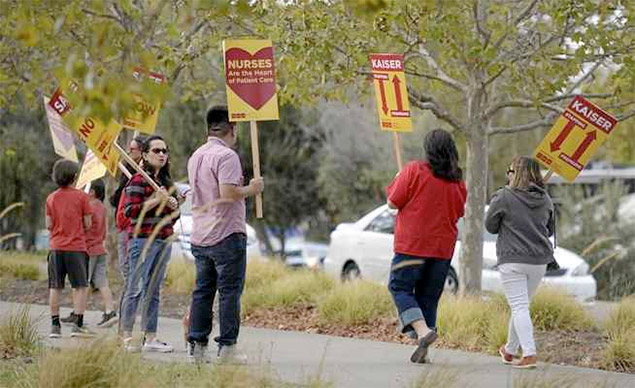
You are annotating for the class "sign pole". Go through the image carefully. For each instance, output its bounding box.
[113,142,161,192]
[543,169,554,183]
[392,132,404,171]
[250,121,263,219]
[118,162,132,179]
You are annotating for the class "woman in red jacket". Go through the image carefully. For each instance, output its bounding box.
[386,129,467,364]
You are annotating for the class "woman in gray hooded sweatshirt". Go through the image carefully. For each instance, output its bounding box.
[485,156,554,369]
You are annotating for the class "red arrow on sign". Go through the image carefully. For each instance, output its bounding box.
[569,130,597,163]
[392,76,403,111]
[378,79,389,115]
[550,119,575,152]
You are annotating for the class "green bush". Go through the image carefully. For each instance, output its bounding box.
[245,259,289,290]
[603,297,635,372]
[317,280,394,325]
[530,287,593,331]
[164,258,196,295]
[0,305,40,359]
[0,260,40,281]
[242,268,335,314]
[437,295,509,353]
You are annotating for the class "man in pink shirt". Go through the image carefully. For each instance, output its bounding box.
[186,106,264,363]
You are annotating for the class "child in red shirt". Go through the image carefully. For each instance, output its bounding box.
[46,159,95,338]
[60,179,118,328]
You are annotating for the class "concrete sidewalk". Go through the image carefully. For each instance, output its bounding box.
[1,301,633,388]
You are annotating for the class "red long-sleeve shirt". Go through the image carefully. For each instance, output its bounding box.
[386,161,467,259]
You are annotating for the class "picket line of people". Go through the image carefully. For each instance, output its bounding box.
[45,110,552,368]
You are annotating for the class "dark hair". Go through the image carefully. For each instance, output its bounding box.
[132,135,147,147]
[141,135,173,188]
[510,156,544,190]
[206,105,232,136]
[424,129,463,181]
[90,179,105,202]
[52,159,78,187]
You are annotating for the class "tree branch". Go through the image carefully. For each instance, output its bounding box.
[489,112,559,135]
[514,0,540,25]
[544,93,613,103]
[411,43,467,92]
[409,88,466,132]
[473,0,491,47]
[490,0,540,51]
[81,8,121,23]
[617,110,635,122]
[484,100,564,119]
[562,61,603,96]
[403,68,463,92]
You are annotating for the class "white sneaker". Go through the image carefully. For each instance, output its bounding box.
[216,344,247,364]
[143,338,174,353]
[123,337,140,353]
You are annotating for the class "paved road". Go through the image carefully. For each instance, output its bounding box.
[2,301,633,388]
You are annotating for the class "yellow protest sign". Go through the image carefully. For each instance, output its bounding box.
[223,39,279,122]
[76,150,107,190]
[534,96,618,182]
[43,96,78,162]
[121,68,166,134]
[369,54,412,132]
[48,85,122,176]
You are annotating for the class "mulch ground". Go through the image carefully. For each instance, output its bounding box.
[0,276,627,374]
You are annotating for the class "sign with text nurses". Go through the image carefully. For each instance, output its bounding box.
[223,39,279,122]
[75,150,107,190]
[43,96,78,163]
[369,53,412,133]
[534,96,618,182]
[122,67,166,134]
[48,84,122,176]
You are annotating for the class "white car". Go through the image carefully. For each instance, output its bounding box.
[171,183,262,261]
[323,205,597,302]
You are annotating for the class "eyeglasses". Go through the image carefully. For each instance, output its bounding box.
[507,169,515,175]
[150,148,169,155]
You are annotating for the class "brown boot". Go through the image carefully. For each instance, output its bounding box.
[513,355,537,369]
[498,346,514,365]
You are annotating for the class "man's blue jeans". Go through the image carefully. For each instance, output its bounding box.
[388,253,451,336]
[121,237,171,334]
[188,233,246,347]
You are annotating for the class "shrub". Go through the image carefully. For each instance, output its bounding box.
[37,340,146,388]
[530,287,593,331]
[242,268,335,314]
[164,258,196,295]
[437,295,509,353]
[603,297,635,372]
[0,256,41,281]
[318,280,394,325]
[0,305,40,359]
[245,259,289,290]
[408,367,459,388]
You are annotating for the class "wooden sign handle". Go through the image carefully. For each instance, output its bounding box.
[543,169,554,183]
[118,162,132,179]
[393,132,404,171]
[250,121,263,219]
[113,142,161,192]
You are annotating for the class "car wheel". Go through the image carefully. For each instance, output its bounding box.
[342,261,361,282]
[445,267,459,294]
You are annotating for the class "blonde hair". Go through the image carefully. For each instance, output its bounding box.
[510,156,544,189]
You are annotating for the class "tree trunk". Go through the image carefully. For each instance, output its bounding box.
[460,127,488,294]
[459,86,488,295]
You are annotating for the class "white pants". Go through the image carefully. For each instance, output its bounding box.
[499,263,546,357]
